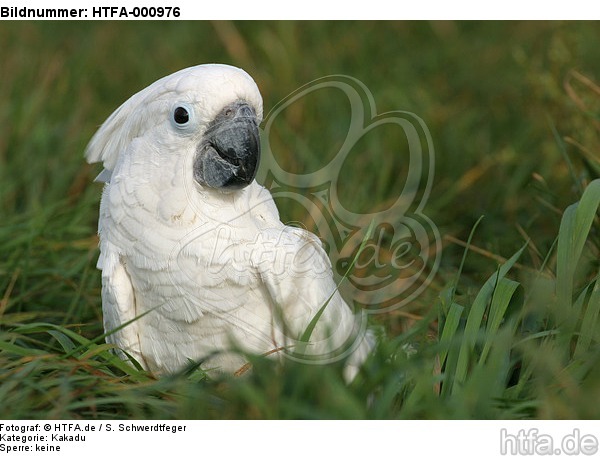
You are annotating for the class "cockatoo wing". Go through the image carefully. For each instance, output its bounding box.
[98,244,147,369]
[252,224,372,379]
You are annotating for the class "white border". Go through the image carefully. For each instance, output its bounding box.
[1,420,600,456]
[1,0,598,20]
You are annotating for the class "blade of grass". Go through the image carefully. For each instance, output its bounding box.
[453,243,527,391]
[574,274,600,358]
[448,215,485,309]
[9,321,150,377]
[479,278,521,365]
[0,339,47,357]
[549,118,583,196]
[556,179,600,326]
[438,302,464,368]
[47,329,76,353]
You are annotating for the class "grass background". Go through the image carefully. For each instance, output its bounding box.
[1,21,600,419]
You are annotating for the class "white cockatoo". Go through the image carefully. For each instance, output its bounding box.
[86,64,372,381]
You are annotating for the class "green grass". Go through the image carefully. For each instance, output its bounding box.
[1,21,600,419]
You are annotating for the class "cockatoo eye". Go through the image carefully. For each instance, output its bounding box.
[174,107,189,124]
[171,103,194,130]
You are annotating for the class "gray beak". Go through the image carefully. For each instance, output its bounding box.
[194,100,260,190]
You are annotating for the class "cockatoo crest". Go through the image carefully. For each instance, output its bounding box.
[86,64,263,179]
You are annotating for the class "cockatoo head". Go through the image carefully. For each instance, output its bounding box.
[85,64,263,192]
